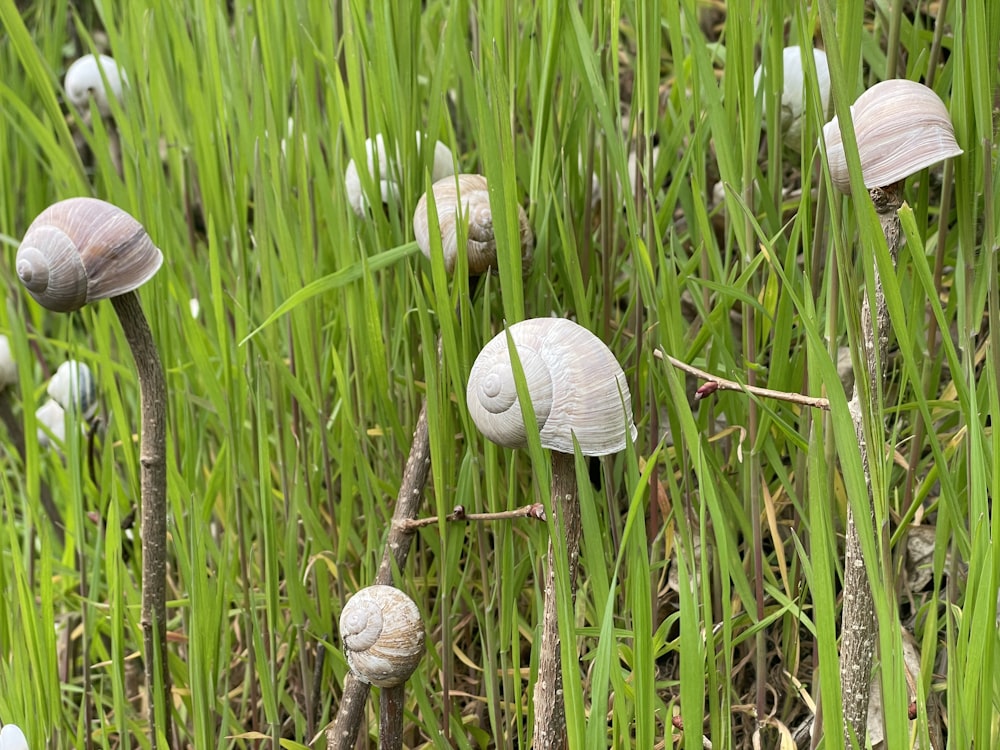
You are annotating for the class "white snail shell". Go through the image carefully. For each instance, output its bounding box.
[35,399,67,449]
[344,133,454,216]
[467,318,637,456]
[339,585,425,688]
[16,197,163,313]
[754,47,831,148]
[822,79,962,193]
[47,360,98,419]
[64,54,127,117]
[0,336,16,390]
[412,174,533,275]
[0,724,29,750]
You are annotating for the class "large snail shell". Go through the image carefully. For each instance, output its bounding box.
[339,585,425,688]
[466,318,637,456]
[64,54,127,117]
[413,174,533,275]
[47,360,98,419]
[345,133,454,216]
[822,79,962,193]
[16,198,163,313]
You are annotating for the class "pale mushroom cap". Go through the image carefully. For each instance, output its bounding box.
[0,336,16,389]
[466,317,637,456]
[754,47,831,147]
[413,173,533,275]
[822,79,962,193]
[345,132,455,216]
[64,54,126,117]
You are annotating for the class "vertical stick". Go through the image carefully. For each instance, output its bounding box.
[110,291,170,747]
[532,450,581,749]
[378,685,405,750]
[839,181,903,744]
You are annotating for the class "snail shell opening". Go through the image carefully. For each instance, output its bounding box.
[16,198,163,313]
[467,318,637,456]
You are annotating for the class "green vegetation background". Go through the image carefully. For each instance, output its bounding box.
[0,0,997,748]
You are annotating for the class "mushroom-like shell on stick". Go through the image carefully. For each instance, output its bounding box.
[339,585,425,688]
[15,197,163,313]
[413,173,533,275]
[466,318,637,456]
[822,79,962,193]
[344,133,454,216]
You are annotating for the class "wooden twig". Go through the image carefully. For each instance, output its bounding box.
[653,348,830,410]
[395,502,546,531]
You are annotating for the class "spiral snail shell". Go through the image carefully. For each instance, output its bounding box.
[47,360,98,419]
[339,585,425,688]
[412,173,533,275]
[822,79,962,193]
[16,198,163,313]
[345,132,454,216]
[466,318,637,456]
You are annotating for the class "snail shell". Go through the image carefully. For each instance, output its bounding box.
[413,174,533,275]
[822,79,962,193]
[64,54,127,117]
[0,723,29,750]
[47,360,98,419]
[35,399,67,449]
[753,47,831,148]
[466,318,637,456]
[339,585,425,688]
[0,336,16,390]
[344,133,454,216]
[16,198,163,313]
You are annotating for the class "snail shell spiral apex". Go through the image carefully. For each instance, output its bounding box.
[467,318,637,456]
[16,198,163,313]
[339,585,425,688]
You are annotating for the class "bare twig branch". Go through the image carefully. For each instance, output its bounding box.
[395,502,546,531]
[653,348,830,410]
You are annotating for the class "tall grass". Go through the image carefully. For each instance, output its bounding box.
[0,0,997,748]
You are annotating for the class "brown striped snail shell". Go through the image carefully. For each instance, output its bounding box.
[466,318,637,456]
[16,198,163,313]
[412,173,534,275]
[339,585,425,688]
[822,79,962,193]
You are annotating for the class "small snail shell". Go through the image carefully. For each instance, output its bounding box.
[340,585,425,688]
[466,318,637,456]
[345,133,454,216]
[47,361,98,419]
[64,54,127,117]
[35,399,67,449]
[0,336,16,390]
[0,724,29,750]
[753,47,831,148]
[16,198,163,313]
[413,174,533,275]
[822,79,962,193]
